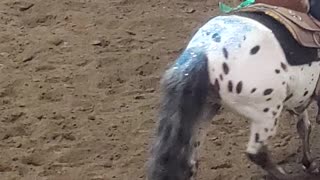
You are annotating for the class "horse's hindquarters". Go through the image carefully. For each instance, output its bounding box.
[203,16,288,117]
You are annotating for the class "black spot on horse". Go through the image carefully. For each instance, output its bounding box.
[304,91,309,96]
[263,89,273,96]
[275,69,280,74]
[236,81,243,94]
[263,108,269,112]
[223,47,229,59]
[284,93,293,102]
[243,36,246,40]
[282,82,286,85]
[222,62,229,75]
[251,88,257,93]
[264,128,268,133]
[212,33,221,42]
[250,45,260,55]
[277,105,281,109]
[274,118,278,126]
[266,98,272,101]
[228,81,233,92]
[214,79,220,91]
[280,62,287,71]
[287,109,296,115]
[219,74,223,81]
[272,111,277,116]
[255,133,260,143]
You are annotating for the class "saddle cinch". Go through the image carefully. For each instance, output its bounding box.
[237,1,320,48]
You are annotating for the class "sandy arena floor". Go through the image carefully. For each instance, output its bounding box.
[0,0,320,180]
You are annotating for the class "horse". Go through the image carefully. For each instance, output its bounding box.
[146,4,320,180]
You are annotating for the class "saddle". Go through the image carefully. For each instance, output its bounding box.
[254,0,310,13]
[237,2,320,48]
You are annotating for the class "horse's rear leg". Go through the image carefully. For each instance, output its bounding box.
[297,111,313,170]
[245,106,319,180]
[297,110,320,174]
[246,109,287,179]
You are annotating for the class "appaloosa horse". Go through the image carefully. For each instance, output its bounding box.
[147,2,320,180]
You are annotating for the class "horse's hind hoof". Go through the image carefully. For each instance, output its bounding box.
[305,158,320,174]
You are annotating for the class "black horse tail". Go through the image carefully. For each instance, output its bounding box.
[147,50,214,180]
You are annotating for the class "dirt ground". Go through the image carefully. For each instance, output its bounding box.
[1,0,320,180]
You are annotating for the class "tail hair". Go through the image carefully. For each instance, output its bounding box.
[147,50,210,180]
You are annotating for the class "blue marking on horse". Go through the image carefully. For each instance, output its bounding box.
[175,16,256,72]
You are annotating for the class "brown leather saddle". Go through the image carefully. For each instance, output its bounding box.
[254,0,310,13]
[237,2,320,48]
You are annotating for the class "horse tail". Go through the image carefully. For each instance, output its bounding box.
[147,50,213,180]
